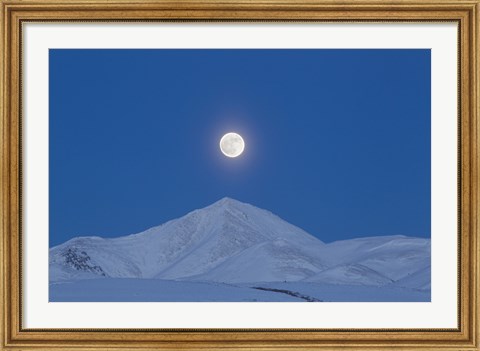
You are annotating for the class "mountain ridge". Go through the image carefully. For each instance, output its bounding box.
[50,197,430,287]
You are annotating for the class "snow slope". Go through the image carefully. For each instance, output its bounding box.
[49,197,430,292]
[49,279,303,302]
[188,239,326,283]
[251,281,430,302]
[304,264,393,286]
[391,265,431,291]
[311,236,431,283]
[49,278,430,302]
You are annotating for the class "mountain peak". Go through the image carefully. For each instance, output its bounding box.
[205,197,251,213]
[213,197,242,206]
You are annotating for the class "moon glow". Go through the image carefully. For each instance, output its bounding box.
[220,133,245,158]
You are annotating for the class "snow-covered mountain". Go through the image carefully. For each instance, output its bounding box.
[50,197,327,282]
[49,197,430,288]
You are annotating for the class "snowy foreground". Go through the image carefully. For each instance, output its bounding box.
[49,197,431,302]
[49,278,429,302]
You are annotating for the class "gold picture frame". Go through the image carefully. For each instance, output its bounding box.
[1,1,479,350]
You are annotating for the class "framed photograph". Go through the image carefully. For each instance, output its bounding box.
[1,0,478,350]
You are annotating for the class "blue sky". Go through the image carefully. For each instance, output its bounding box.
[49,49,431,246]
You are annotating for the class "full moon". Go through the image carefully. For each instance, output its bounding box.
[219,132,245,158]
